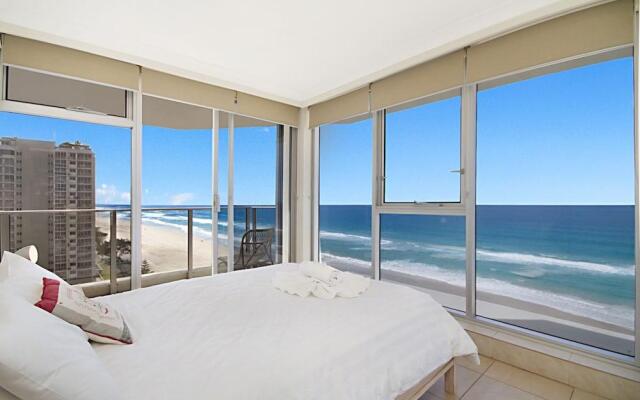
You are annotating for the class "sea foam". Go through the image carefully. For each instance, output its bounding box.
[321,252,634,329]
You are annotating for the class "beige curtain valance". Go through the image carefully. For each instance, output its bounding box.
[143,95,276,130]
[1,35,299,126]
[142,68,298,126]
[2,35,139,90]
[370,50,465,112]
[308,87,370,128]
[467,0,634,83]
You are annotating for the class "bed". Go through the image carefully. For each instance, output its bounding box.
[1,263,477,399]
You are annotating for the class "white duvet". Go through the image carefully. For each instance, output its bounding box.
[91,263,477,400]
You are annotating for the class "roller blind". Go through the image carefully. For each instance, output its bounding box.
[467,0,634,83]
[370,50,465,111]
[232,92,299,127]
[142,68,298,127]
[142,68,235,110]
[143,95,278,130]
[223,114,275,128]
[142,95,212,130]
[308,87,369,128]
[7,66,128,117]
[2,35,139,90]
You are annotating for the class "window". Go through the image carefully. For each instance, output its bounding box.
[319,117,372,276]
[141,96,212,275]
[476,57,635,356]
[380,214,466,311]
[5,67,128,117]
[0,111,131,286]
[384,92,461,203]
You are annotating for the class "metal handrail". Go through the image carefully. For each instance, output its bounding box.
[0,205,277,294]
[0,205,276,214]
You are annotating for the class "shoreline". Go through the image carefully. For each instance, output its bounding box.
[328,258,634,356]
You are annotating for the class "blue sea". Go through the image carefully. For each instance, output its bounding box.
[104,204,635,331]
[318,205,635,331]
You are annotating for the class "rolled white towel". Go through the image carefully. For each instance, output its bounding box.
[272,271,316,298]
[16,245,38,263]
[273,271,337,299]
[299,261,342,286]
[311,281,337,300]
[336,272,370,298]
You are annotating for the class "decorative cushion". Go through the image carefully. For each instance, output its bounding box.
[35,278,133,345]
[0,288,123,400]
[0,251,60,304]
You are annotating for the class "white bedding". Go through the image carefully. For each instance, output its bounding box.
[90,263,477,400]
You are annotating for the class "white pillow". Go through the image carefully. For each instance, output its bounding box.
[0,289,123,400]
[0,251,60,304]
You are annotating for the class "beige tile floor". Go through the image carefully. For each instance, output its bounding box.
[420,355,612,400]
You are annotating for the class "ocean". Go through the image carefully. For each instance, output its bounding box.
[107,204,636,332]
[319,205,635,332]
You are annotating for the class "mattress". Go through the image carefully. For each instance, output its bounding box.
[90,263,477,399]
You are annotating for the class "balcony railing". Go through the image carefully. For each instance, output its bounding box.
[0,205,280,297]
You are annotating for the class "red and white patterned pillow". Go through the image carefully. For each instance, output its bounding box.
[35,278,133,345]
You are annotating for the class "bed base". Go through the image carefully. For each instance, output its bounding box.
[396,359,455,400]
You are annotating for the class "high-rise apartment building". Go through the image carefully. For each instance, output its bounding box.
[0,137,96,283]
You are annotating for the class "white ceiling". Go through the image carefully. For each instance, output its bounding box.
[0,0,599,107]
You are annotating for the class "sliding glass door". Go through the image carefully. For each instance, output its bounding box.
[213,113,284,273]
[318,116,373,277]
[141,96,213,277]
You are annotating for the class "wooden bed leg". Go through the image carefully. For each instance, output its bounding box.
[444,364,455,394]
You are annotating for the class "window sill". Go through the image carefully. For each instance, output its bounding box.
[455,315,640,383]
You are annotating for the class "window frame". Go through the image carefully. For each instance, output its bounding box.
[378,88,466,212]
[474,52,636,357]
[315,115,375,277]
[0,48,294,290]
[0,56,138,289]
[312,45,639,366]
[4,65,130,118]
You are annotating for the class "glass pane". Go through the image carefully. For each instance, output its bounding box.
[95,209,131,283]
[0,112,131,287]
[6,67,128,118]
[142,98,212,275]
[233,118,281,269]
[384,94,461,203]
[380,214,465,311]
[319,117,372,277]
[476,57,635,356]
[217,122,229,272]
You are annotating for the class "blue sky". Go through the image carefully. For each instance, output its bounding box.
[0,113,277,206]
[0,57,633,208]
[320,56,634,205]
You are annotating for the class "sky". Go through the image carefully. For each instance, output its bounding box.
[320,56,635,205]
[0,112,277,206]
[0,56,634,208]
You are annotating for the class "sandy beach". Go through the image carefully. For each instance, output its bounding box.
[95,215,226,274]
